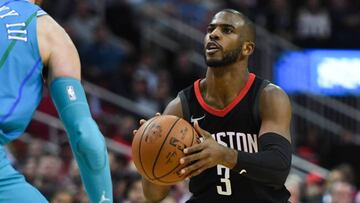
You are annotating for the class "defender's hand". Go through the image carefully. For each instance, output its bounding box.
[132,112,161,136]
[180,121,235,178]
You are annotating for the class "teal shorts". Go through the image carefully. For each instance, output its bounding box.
[0,146,48,203]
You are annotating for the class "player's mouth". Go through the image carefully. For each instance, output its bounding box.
[206,41,221,55]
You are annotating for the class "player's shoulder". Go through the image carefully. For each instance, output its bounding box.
[37,13,75,63]
[37,14,65,35]
[163,96,183,118]
[260,83,291,107]
[263,83,288,98]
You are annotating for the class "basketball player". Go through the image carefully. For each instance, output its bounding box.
[137,9,292,203]
[0,0,112,202]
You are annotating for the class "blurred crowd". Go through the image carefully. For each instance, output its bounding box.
[5,0,360,202]
[41,0,360,104]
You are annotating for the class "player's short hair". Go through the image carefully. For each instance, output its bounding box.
[220,9,256,42]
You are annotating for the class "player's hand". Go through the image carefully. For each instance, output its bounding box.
[132,112,161,136]
[179,121,235,178]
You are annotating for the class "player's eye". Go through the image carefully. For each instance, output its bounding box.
[207,26,215,33]
[222,27,233,34]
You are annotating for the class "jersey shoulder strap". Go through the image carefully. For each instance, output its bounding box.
[177,85,193,123]
[37,9,47,17]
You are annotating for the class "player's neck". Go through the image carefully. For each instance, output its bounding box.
[201,63,249,109]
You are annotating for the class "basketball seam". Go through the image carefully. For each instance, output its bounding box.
[138,117,158,180]
[151,124,196,181]
[151,117,181,179]
[159,127,196,184]
[153,163,183,183]
[152,121,197,184]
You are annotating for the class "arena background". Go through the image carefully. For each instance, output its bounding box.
[4,0,360,202]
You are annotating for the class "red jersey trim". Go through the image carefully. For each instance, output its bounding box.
[194,73,256,117]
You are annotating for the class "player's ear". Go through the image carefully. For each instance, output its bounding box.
[241,41,255,56]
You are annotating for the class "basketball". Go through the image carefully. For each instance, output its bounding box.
[132,115,198,185]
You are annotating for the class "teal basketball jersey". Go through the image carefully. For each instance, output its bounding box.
[0,0,47,145]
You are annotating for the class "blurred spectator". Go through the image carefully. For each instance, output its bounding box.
[170,50,203,93]
[356,191,360,203]
[285,173,303,203]
[297,128,321,164]
[224,0,260,22]
[58,143,73,176]
[111,116,137,145]
[323,164,356,203]
[27,90,59,141]
[167,0,209,28]
[113,173,129,203]
[22,157,38,184]
[326,164,356,190]
[51,190,74,203]
[124,174,147,203]
[328,0,360,48]
[66,0,100,50]
[173,181,191,203]
[60,159,83,198]
[42,0,75,22]
[105,0,141,50]
[327,131,360,183]
[110,60,137,96]
[34,155,64,199]
[295,0,331,48]
[265,0,294,40]
[83,24,126,83]
[135,53,159,95]
[27,138,46,159]
[201,0,225,12]
[108,151,132,202]
[304,172,325,203]
[340,130,355,144]
[154,70,173,111]
[130,75,159,112]
[328,181,355,203]
[76,187,90,203]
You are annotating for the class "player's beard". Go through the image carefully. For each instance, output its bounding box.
[205,47,242,68]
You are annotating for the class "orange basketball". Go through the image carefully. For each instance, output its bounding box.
[132,115,198,185]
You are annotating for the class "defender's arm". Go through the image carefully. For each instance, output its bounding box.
[37,15,113,203]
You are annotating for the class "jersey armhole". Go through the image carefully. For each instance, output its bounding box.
[36,9,47,17]
[252,80,270,129]
[178,90,191,123]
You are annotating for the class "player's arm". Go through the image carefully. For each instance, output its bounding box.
[231,84,292,187]
[141,97,183,203]
[37,15,113,203]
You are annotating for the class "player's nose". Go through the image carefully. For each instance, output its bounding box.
[209,28,220,41]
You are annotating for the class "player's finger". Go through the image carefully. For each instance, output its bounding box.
[187,165,209,178]
[155,112,161,116]
[180,159,207,176]
[184,143,205,154]
[180,151,207,165]
[139,119,147,125]
[133,129,137,136]
[194,121,212,140]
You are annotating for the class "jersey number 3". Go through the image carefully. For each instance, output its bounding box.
[216,165,232,195]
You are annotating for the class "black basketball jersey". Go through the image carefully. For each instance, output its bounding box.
[178,73,290,203]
